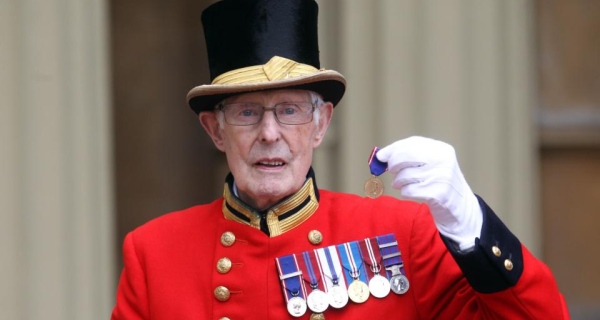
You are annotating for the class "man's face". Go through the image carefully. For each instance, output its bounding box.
[199,89,333,210]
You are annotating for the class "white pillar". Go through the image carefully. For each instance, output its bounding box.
[0,0,114,319]
[318,0,540,254]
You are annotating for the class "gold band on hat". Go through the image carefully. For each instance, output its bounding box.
[212,56,320,85]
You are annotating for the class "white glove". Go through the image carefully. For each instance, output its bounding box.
[376,136,483,251]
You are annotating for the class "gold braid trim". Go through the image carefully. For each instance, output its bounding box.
[212,56,319,85]
[222,177,319,237]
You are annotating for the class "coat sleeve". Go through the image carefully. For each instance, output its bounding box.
[444,196,569,318]
[407,197,570,319]
[111,231,150,320]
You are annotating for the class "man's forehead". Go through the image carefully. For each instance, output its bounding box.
[223,89,313,104]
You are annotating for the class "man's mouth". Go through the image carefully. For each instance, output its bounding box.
[257,160,285,167]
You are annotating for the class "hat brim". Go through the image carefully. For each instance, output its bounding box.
[187,70,346,114]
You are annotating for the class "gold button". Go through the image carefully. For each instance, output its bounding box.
[492,246,501,257]
[214,286,230,301]
[217,257,232,274]
[221,231,236,247]
[504,259,514,271]
[310,313,325,320]
[308,230,323,245]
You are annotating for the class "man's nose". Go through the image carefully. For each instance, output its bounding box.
[257,110,281,142]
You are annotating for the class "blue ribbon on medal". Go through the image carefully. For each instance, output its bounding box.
[276,254,308,316]
[365,147,387,198]
[337,241,369,284]
[338,241,371,303]
[368,147,388,176]
[317,246,349,308]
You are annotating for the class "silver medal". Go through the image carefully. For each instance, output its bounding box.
[286,296,308,317]
[390,274,410,295]
[306,289,329,313]
[368,274,391,298]
[327,284,349,309]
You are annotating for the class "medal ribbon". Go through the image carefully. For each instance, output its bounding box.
[275,254,307,302]
[297,250,325,291]
[359,237,384,278]
[376,233,407,279]
[316,246,347,291]
[368,147,388,176]
[338,241,368,285]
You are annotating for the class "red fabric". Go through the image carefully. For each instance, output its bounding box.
[111,190,569,320]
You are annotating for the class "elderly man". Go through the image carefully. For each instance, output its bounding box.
[111,0,569,319]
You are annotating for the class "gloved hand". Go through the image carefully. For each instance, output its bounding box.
[376,136,483,250]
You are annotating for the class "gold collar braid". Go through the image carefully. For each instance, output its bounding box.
[222,175,319,237]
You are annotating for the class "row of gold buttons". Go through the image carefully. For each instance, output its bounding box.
[214,232,236,307]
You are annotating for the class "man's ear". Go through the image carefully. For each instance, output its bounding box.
[199,112,226,152]
[313,102,333,148]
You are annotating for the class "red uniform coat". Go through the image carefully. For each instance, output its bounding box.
[112,189,569,319]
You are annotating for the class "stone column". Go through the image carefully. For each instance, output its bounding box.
[317,0,540,254]
[0,0,114,319]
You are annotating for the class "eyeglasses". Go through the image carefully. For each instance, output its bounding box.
[217,101,316,126]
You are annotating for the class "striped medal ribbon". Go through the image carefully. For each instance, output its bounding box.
[316,246,349,308]
[338,241,370,303]
[377,233,410,294]
[359,237,391,298]
[275,254,308,317]
[297,250,329,313]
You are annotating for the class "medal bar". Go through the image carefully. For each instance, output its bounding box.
[338,241,370,304]
[376,234,410,295]
[316,246,349,309]
[297,251,329,313]
[359,237,391,298]
[275,254,308,317]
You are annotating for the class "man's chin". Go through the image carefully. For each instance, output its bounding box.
[244,186,293,211]
[254,186,289,200]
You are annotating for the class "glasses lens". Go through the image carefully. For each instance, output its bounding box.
[220,101,315,126]
[274,102,314,125]
[221,103,263,125]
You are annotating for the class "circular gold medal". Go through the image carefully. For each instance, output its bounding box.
[364,177,384,198]
[347,280,370,303]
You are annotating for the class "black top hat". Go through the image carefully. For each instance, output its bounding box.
[187,0,346,114]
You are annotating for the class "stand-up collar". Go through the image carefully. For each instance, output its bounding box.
[222,168,320,237]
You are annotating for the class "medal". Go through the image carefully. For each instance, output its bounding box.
[364,177,384,198]
[377,234,410,295]
[366,147,387,198]
[388,265,410,295]
[275,255,308,317]
[359,237,391,298]
[338,241,370,304]
[327,284,349,308]
[306,288,329,313]
[287,296,308,317]
[347,279,370,303]
[369,274,391,298]
[297,251,329,313]
[316,246,349,309]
